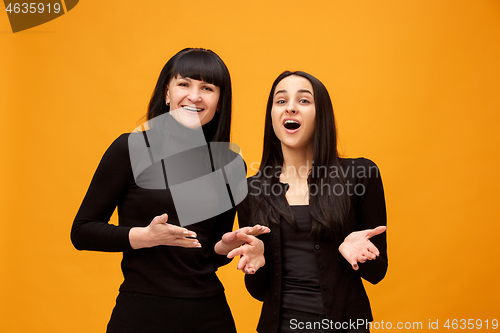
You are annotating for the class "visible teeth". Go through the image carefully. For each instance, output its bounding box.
[184,106,203,112]
[283,119,301,130]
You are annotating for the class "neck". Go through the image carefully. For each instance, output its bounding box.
[281,142,313,179]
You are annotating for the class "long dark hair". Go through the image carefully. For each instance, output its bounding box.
[146,48,232,142]
[252,71,350,239]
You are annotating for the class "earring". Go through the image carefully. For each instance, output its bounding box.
[166,102,170,106]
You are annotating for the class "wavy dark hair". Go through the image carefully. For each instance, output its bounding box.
[146,48,232,142]
[252,71,350,239]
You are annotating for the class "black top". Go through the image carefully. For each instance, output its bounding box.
[281,205,324,314]
[239,158,387,333]
[71,126,237,298]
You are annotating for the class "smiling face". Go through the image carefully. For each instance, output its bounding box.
[165,75,221,129]
[271,75,316,151]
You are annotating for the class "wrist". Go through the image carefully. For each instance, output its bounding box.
[129,226,153,249]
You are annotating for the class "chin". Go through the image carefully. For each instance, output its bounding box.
[177,118,203,129]
[281,140,302,149]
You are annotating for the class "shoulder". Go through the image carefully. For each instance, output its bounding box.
[340,157,381,175]
[340,157,379,169]
[339,157,382,186]
[246,175,277,194]
[107,133,132,151]
[99,133,133,166]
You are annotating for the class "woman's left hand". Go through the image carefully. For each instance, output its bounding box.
[227,232,266,274]
[339,226,386,270]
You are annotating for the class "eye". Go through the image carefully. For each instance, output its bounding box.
[178,82,188,87]
[299,99,311,104]
[276,99,286,104]
[202,86,214,92]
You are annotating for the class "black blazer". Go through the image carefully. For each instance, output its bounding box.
[239,158,388,333]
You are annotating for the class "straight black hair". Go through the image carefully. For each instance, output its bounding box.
[146,48,232,142]
[252,71,350,240]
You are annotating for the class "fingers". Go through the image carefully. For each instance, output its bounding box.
[235,256,257,274]
[171,237,202,248]
[366,242,380,257]
[164,222,197,238]
[340,238,380,271]
[235,232,256,244]
[237,225,270,237]
[248,225,271,236]
[236,255,248,271]
[222,230,239,243]
[236,227,252,234]
[366,226,387,239]
[355,243,378,263]
[228,241,265,274]
[151,213,169,225]
[149,213,200,248]
[243,264,256,274]
[166,225,200,248]
[227,246,243,259]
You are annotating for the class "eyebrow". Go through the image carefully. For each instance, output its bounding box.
[275,89,313,96]
[298,89,313,95]
[177,76,214,85]
[177,76,192,82]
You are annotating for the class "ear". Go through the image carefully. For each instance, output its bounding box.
[164,86,170,105]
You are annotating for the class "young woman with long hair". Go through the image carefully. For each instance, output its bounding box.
[239,71,387,333]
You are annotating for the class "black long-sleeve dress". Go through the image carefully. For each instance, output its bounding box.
[72,118,239,333]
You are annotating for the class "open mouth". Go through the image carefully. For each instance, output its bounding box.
[182,105,205,113]
[283,119,301,130]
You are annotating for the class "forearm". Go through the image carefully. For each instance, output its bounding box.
[71,220,133,252]
[244,263,269,301]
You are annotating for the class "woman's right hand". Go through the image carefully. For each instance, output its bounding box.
[214,225,270,256]
[227,232,266,274]
[129,214,201,249]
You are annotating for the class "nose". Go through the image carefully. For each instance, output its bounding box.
[285,102,297,114]
[187,87,202,102]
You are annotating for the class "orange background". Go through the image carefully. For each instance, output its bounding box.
[1,1,500,332]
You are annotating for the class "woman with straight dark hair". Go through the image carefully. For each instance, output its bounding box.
[239,71,387,332]
[71,48,267,333]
